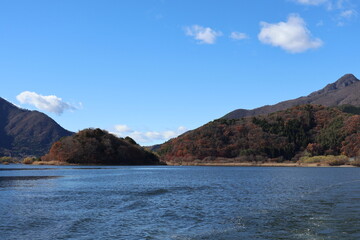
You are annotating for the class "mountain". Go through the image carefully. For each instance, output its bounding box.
[0,97,73,157]
[41,128,161,165]
[158,104,360,164]
[223,74,360,119]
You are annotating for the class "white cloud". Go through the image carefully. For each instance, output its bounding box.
[115,124,132,133]
[113,125,188,145]
[340,9,356,18]
[258,14,323,53]
[185,25,222,44]
[16,91,77,115]
[294,0,328,5]
[337,0,358,25]
[336,7,357,26]
[230,32,249,40]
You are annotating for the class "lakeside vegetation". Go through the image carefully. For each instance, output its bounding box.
[299,155,360,166]
[163,155,360,167]
[0,156,19,164]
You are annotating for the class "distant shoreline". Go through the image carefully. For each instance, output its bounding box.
[165,162,358,167]
[2,161,357,167]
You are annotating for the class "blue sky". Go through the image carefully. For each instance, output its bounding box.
[1,0,359,145]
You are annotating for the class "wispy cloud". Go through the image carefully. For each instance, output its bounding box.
[294,0,328,6]
[185,25,222,44]
[340,9,357,18]
[112,125,188,145]
[229,32,249,40]
[292,0,339,10]
[16,91,78,115]
[293,0,358,25]
[258,14,323,53]
[336,8,357,25]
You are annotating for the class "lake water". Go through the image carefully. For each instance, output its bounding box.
[0,165,359,240]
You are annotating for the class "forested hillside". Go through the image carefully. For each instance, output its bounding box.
[42,128,161,165]
[159,105,360,164]
[0,97,73,157]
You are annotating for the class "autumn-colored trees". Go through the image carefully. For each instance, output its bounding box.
[159,105,360,163]
[42,128,160,165]
[339,115,360,157]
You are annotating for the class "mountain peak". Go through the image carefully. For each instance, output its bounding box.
[310,74,359,96]
[222,74,360,119]
[329,73,358,89]
[336,73,359,84]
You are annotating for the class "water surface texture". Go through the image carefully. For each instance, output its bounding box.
[0,165,359,240]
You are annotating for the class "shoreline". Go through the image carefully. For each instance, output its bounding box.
[165,162,357,167]
[1,161,357,168]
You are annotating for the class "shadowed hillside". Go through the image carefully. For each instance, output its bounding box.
[0,97,73,157]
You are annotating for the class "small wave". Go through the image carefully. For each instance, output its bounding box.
[122,200,148,211]
[135,185,212,197]
[0,176,60,181]
[138,189,170,196]
[0,168,56,171]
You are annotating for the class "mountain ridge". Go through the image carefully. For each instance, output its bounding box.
[223,74,360,119]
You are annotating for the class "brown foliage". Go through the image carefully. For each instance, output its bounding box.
[42,128,160,165]
[341,133,360,157]
[159,105,360,164]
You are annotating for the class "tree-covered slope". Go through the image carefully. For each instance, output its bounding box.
[42,128,161,165]
[159,105,360,164]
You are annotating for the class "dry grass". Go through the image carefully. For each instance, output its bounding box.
[0,156,18,164]
[32,160,72,165]
[299,155,350,166]
[23,157,36,164]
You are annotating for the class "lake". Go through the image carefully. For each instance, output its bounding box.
[0,165,359,240]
